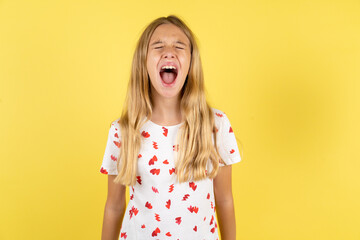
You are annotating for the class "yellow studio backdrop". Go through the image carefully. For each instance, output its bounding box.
[0,0,359,239]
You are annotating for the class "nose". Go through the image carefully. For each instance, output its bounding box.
[163,46,175,58]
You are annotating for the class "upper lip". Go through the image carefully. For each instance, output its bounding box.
[158,62,179,73]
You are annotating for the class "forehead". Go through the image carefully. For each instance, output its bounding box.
[149,24,190,45]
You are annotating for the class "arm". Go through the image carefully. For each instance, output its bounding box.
[101,175,127,240]
[213,165,236,240]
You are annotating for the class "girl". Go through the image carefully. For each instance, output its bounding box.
[100,15,242,240]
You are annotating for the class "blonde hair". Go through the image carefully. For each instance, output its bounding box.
[114,15,223,186]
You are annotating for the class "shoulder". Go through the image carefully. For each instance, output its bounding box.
[210,107,233,134]
[108,118,121,137]
[210,107,228,124]
[210,107,226,117]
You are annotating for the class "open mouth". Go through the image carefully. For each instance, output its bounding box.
[159,66,178,85]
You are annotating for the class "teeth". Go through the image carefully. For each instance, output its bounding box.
[161,65,176,70]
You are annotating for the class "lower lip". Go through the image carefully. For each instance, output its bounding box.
[160,74,177,87]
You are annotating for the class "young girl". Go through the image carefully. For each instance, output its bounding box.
[99,15,242,240]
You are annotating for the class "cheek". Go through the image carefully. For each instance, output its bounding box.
[147,59,159,82]
[147,56,159,72]
[183,55,191,71]
[146,61,154,75]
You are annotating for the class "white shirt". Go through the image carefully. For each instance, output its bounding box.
[99,107,241,240]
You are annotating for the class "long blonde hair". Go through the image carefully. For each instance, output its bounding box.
[114,15,223,186]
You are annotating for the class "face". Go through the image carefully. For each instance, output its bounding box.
[146,23,191,100]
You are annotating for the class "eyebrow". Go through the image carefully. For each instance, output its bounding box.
[150,40,187,46]
[150,40,162,46]
[175,41,187,46]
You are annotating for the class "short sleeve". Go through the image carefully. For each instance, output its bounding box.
[214,110,242,167]
[99,119,121,175]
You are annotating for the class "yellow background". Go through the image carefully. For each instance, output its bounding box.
[1,0,359,239]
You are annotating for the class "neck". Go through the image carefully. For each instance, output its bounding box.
[150,91,183,125]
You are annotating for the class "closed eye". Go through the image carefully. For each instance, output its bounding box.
[155,46,163,49]
[176,47,184,49]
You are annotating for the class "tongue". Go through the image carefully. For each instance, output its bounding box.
[160,72,176,84]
